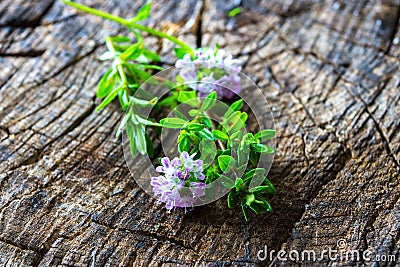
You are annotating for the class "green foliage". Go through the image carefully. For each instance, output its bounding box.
[197,128,214,140]
[226,167,275,221]
[200,91,217,111]
[227,7,241,17]
[160,118,187,128]
[254,129,276,141]
[177,91,199,107]
[125,118,147,156]
[212,130,229,141]
[218,155,235,172]
[174,47,189,59]
[130,0,152,22]
[62,0,277,221]
[227,190,239,208]
[97,68,117,98]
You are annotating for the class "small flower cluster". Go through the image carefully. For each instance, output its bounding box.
[151,152,208,210]
[175,47,242,99]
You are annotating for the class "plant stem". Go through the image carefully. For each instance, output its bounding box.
[105,37,130,94]
[204,110,226,150]
[61,0,194,55]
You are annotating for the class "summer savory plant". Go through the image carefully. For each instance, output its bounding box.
[62,0,276,220]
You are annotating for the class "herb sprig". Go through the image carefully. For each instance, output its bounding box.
[62,0,276,220]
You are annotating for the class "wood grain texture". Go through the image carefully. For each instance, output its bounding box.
[0,0,399,266]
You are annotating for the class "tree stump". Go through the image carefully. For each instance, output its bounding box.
[0,0,399,266]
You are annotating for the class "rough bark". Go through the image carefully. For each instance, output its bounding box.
[0,0,399,266]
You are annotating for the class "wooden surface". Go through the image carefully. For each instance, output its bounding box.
[0,0,400,266]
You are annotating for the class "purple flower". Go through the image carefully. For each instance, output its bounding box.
[156,157,176,179]
[173,194,197,208]
[151,152,208,211]
[151,175,183,203]
[175,47,243,99]
[181,151,203,173]
[190,182,209,198]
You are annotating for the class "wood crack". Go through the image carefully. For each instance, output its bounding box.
[0,49,46,58]
[90,219,198,254]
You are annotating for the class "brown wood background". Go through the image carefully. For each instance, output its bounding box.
[0,0,399,266]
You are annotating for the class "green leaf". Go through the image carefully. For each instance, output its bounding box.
[129,65,152,81]
[230,131,243,141]
[217,148,231,157]
[116,112,131,138]
[188,109,202,117]
[145,133,154,158]
[187,132,201,145]
[245,193,255,206]
[249,150,260,166]
[248,202,262,214]
[249,185,275,194]
[198,128,214,140]
[249,198,272,214]
[110,35,131,42]
[133,124,147,155]
[263,178,276,193]
[231,99,243,111]
[130,96,158,107]
[139,64,163,70]
[227,190,239,208]
[177,91,199,107]
[254,129,276,141]
[95,86,121,111]
[224,99,243,118]
[174,47,189,59]
[241,201,249,221]
[202,117,213,128]
[262,199,273,212]
[127,81,139,90]
[160,118,187,128]
[134,115,162,127]
[218,155,235,172]
[220,175,235,189]
[173,108,188,120]
[131,1,152,22]
[126,122,136,157]
[225,111,246,133]
[246,133,257,144]
[201,91,217,111]
[185,123,204,131]
[242,168,265,183]
[98,51,116,61]
[97,68,117,98]
[212,130,229,141]
[235,177,244,191]
[200,140,216,169]
[252,143,275,154]
[239,112,248,124]
[159,95,177,108]
[178,136,191,152]
[237,137,250,170]
[120,43,141,60]
[141,49,160,62]
[118,89,130,110]
[227,7,241,17]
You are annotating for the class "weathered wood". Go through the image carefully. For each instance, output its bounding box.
[0,0,399,266]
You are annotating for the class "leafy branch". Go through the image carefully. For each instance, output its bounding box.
[62,0,194,156]
[160,91,276,220]
[61,0,277,220]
